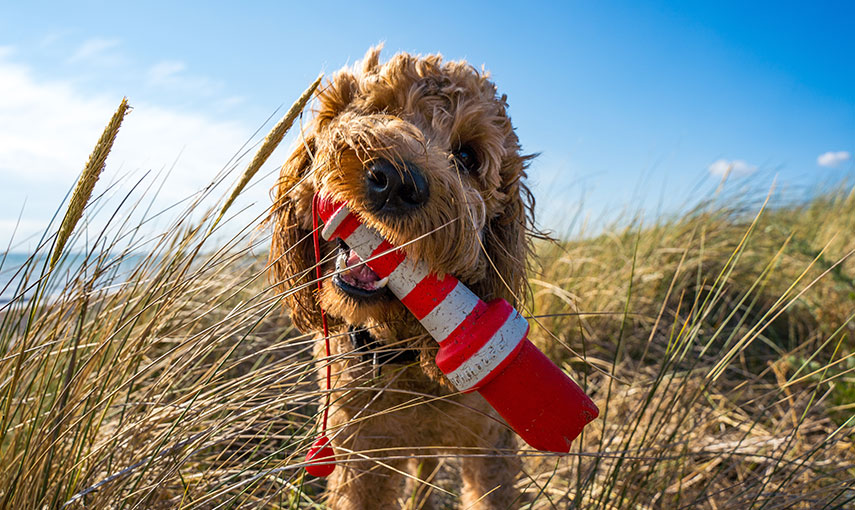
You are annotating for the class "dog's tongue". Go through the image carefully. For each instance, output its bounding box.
[341,249,382,290]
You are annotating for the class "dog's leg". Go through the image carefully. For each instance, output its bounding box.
[459,426,521,510]
[323,405,408,510]
[324,446,406,510]
[404,456,440,510]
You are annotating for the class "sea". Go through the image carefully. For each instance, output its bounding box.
[0,252,146,306]
[0,253,37,305]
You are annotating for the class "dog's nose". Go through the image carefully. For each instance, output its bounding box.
[364,159,429,214]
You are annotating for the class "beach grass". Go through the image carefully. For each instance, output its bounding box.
[0,86,853,508]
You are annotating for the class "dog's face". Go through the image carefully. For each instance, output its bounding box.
[269,47,533,342]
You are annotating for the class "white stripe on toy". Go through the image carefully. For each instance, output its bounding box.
[386,258,428,297]
[418,281,480,344]
[341,224,383,259]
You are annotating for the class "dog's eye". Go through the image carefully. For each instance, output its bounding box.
[453,146,480,175]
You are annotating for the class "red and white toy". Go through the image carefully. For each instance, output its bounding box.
[315,195,599,454]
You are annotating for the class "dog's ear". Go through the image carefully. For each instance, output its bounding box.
[483,154,536,307]
[268,133,323,333]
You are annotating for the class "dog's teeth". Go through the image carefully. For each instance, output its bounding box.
[375,276,389,289]
[336,251,348,271]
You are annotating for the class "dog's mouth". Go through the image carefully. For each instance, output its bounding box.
[332,239,392,299]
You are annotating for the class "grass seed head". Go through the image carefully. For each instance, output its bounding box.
[50,97,131,269]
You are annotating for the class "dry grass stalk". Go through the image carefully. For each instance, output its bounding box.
[218,74,323,223]
[50,97,130,269]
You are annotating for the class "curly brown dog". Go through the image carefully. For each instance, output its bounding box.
[269,46,535,509]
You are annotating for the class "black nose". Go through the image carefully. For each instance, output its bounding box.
[364,159,429,214]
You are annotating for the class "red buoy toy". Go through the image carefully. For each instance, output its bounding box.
[316,195,599,453]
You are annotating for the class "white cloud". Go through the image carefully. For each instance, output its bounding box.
[145,59,228,100]
[216,95,247,110]
[707,159,757,178]
[67,38,121,65]
[39,31,72,49]
[817,151,851,168]
[147,60,187,85]
[0,51,274,249]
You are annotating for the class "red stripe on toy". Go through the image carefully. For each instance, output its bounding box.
[315,195,343,224]
[366,240,405,278]
[334,213,361,242]
[400,273,458,320]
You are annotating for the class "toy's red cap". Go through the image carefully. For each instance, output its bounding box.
[315,193,344,224]
[478,339,598,452]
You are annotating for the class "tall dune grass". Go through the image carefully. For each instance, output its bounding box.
[526,185,855,508]
[0,86,853,508]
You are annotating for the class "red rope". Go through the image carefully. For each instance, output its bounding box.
[311,194,332,433]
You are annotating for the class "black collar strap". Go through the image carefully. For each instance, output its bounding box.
[348,326,420,369]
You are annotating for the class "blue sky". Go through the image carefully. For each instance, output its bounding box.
[0,1,852,248]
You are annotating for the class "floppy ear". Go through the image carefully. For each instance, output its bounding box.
[482,153,536,307]
[268,133,324,333]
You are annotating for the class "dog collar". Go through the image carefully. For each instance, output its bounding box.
[347,326,420,373]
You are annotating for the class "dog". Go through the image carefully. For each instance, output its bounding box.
[269,46,535,509]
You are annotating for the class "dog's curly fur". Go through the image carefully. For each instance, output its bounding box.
[268,46,536,509]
